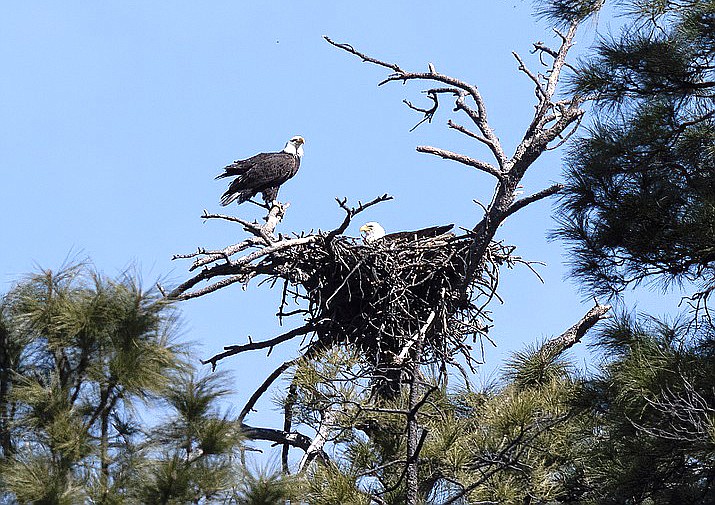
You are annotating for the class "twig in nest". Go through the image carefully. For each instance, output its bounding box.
[324,194,393,243]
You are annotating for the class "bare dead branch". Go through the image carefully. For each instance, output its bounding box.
[176,203,292,272]
[543,302,612,356]
[404,90,440,131]
[323,36,404,73]
[542,22,579,112]
[200,210,274,244]
[324,36,508,168]
[532,41,577,71]
[183,239,264,271]
[297,408,339,473]
[503,183,564,220]
[396,311,437,363]
[447,119,492,146]
[324,193,393,243]
[170,274,247,301]
[262,201,290,234]
[239,358,301,421]
[512,51,548,99]
[202,323,319,371]
[238,341,329,423]
[545,112,584,151]
[416,146,503,179]
[168,235,321,299]
[631,377,715,442]
[240,423,328,465]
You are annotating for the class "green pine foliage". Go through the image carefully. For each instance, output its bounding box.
[282,347,585,504]
[0,263,250,504]
[137,371,243,504]
[535,0,605,24]
[552,0,715,295]
[300,464,371,505]
[571,313,715,503]
[504,340,574,389]
[538,1,715,496]
[1,454,87,505]
[283,314,714,503]
[0,262,185,503]
[233,466,292,505]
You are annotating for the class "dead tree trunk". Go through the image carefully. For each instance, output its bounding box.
[405,331,426,505]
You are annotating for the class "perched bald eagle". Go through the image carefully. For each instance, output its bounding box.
[216,136,304,206]
[360,222,454,244]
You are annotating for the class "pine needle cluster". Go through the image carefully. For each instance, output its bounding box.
[553,0,715,297]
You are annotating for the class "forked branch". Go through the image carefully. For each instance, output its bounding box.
[325,193,393,243]
[326,25,585,258]
[202,323,320,371]
[324,35,507,167]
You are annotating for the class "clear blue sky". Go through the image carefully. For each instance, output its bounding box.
[0,1,683,428]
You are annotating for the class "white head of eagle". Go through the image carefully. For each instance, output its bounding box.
[360,222,386,243]
[217,135,305,207]
[283,136,305,157]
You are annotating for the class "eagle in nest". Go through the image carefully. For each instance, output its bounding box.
[360,222,454,244]
[216,136,304,206]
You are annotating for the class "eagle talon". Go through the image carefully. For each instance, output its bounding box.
[249,199,271,210]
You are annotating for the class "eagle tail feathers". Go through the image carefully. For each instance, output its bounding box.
[219,192,239,207]
[220,189,255,207]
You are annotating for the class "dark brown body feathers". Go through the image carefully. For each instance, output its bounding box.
[216,151,300,206]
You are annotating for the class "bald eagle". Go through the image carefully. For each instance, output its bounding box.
[360,222,454,244]
[216,136,304,206]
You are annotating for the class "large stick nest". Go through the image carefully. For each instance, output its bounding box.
[169,199,525,376]
[276,234,511,369]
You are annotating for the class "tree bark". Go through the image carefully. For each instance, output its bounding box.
[405,328,427,505]
[0,324,12,457]
[542,303,611,357]
[100,407,110,499]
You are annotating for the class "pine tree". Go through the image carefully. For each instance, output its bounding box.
[0,263,181,502]
[573,313,715,503]
[541,1,715,501]
[0,263,248,504]
[552,0,715,296]
[286,313,611,504]
[136,371,244,504]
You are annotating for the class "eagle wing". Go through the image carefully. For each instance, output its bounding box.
[217,152,300,206]
[216,153,275,179]
[383,224,454,242]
